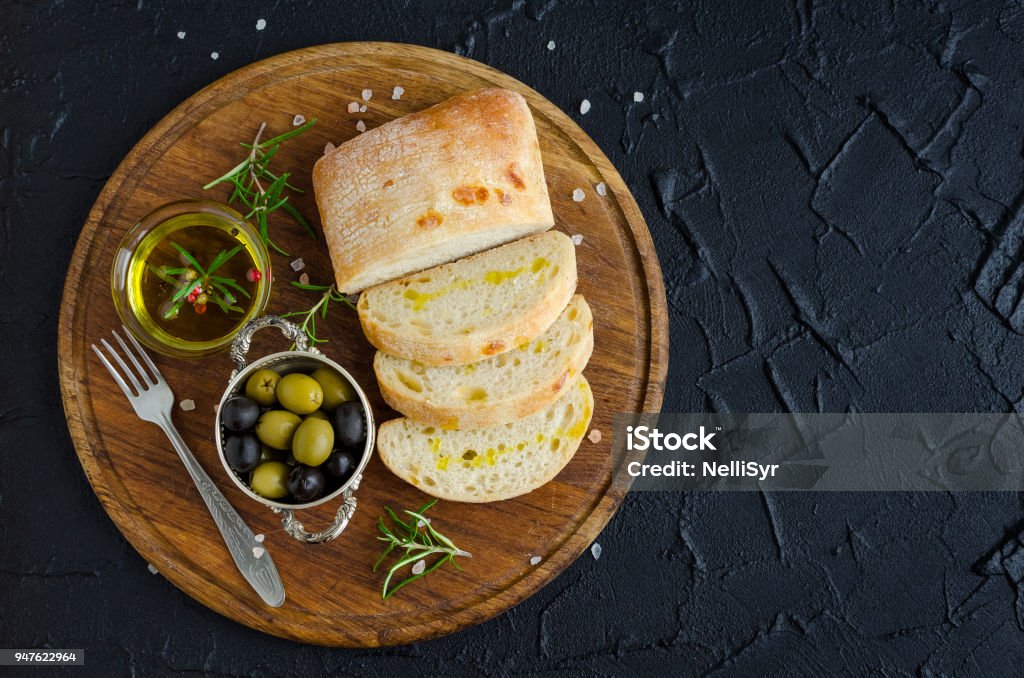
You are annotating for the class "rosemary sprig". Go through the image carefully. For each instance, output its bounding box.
[149,242,248,319]
[203,119,318,256]
[280,282,356,345]
[373,499,470,600]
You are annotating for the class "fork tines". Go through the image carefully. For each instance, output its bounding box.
[91,327,163,399]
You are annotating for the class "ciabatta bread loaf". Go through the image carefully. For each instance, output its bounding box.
[377,376,594,502]
[357,231,577,366]
[313,88,555,293]
[374,295,593,428]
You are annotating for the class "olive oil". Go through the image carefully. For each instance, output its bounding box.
[125,214,265,350]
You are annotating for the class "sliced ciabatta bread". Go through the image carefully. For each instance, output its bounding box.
[374,295,593,428]
[313,88,554,293]
[357,231,577,366]
[377,376,594,502]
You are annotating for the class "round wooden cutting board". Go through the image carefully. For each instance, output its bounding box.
[58,43,668,647]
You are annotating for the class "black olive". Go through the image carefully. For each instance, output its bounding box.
[323,449,358,479]
[287,465,326,502]
[225,433,261,473]
[332,401,366,448]
[221,396,260,432]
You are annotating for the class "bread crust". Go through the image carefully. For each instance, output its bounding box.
[374,296,594,428]
[313,88,554,293]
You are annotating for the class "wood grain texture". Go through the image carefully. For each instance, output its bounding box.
[57,42,668,647]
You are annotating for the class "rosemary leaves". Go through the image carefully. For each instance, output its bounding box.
[148,242,251,320]
[373,499,470,599]
[280,281,356,345]
[203,119,318,256]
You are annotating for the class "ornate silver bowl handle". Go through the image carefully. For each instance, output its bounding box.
[273,477,361,543]
[229,315,322,378]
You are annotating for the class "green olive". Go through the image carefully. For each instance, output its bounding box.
[255,410,302,450]
[305,410,330,422]
[276,373,324,415]
[311,366,356,410]
[245,369,281,407]
[292,418,334,466]
[249,461,290,499]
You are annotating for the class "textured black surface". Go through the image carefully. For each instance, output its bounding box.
[4,0,1024,675]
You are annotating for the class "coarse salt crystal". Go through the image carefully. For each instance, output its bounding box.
[570,234,584,246]
[547,40,556,50]
[529,555,542,566]
[253,546,265,559]
[596,182,607,196]
[210,52,219,60]
[392,86,404,100]
[179,399,196,411]
[347,101,360,114]
[411,559,426,575]
[255,18,266,31]
[290,257,305,272]
[176,31,186,39]
[588,428,602,443]
[292,114,305,126]
[147,563,159,575]
[356,120,367,132]
[633,91,644,102]
[359,104,367,113]
[580,99,591,115]
[362,88,373,101]
[572,188,585,202]
[324,142,336,154]
[254,534,265,543]
[591,543,602,560]
[299,272,310,285]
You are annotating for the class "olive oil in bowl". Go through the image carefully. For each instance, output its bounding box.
[112,200,272,357]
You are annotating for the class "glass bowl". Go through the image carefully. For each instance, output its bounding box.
[111,200,272,358]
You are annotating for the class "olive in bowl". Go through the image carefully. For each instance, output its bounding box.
[250,461,290,499]
[276,373,323,415]
[224,432,261,473]
[245,368,281,406]
[323,448,358,481]
[255,410,302,450]
[287,465,326,502]
[333,401,367,448]
[221,396,260,432]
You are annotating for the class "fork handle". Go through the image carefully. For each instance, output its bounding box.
[157,413,286,608]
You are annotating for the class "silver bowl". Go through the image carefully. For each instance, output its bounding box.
[215,316,374,543]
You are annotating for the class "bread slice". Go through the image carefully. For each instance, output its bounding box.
[374,295,593,428]
[358,231,577,366]
[313,88,555,293]
[377,376,594,502]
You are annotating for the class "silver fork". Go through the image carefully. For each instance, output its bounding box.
[92,328,286,608]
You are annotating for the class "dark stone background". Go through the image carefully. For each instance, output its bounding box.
[3,0,1024,675]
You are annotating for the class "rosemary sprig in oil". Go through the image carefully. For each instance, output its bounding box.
[279,281,356,345]
[373,499,470,600]
[147,242,249,319]
[203,119,318,256]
